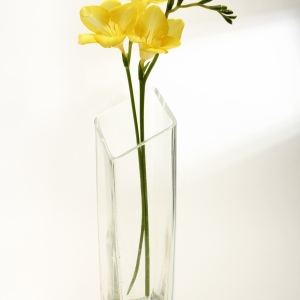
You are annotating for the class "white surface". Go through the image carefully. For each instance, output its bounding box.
[1,0,300,299]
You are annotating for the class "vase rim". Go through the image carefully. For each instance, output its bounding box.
[94,87,177,160]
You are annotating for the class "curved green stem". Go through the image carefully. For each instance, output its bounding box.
[124,54,159,297]
[128,41,133,65]
[127,143,149,296]
[144,54,159,82]
[122,54,140,145]
[127,207,144,294]
[166,2,236,24]
[122,54,146,296]
[166,3,199,15]
[139,77,150,296]
[138,56,160,296]
[123,53,150,296]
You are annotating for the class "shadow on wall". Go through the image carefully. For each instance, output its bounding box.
[180,118,300,184]
[176,130,300,300]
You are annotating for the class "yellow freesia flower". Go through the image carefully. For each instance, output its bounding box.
[78,0,137,53]
[128,5,184,65]
[131,0,167,17]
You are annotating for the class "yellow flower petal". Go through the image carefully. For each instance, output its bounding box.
[141,47,167,54]
[128,34,145,43]
[100,0,121,12]
[78,34,97,45]
[80,6,109,34]
[147,0,167,4]
[134,6,168,42]
[139,45,166,66]
[128,5,184,63]
[94,34,126,48]
[111,4,137,33]
[131,0,148,17]
[139,49,155,65]
[160,36,181,50]
[167,19,184,40]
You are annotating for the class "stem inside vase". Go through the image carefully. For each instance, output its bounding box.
[123,53,159,297]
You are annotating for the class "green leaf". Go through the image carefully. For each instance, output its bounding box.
[177,0,184,6]
[167,0,175,11]
[138,62,144,80]
[122,54,129,67]
[143,61,150,72]
[208,5,227,11]
[220,13,233,24]
[222,9,233,15]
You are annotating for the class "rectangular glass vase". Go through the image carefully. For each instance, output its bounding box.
[94,88,177,300]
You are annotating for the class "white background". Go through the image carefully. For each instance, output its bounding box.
[1,0,300,299]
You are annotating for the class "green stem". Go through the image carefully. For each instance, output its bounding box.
[127,143,149,296]
[139,76,145,142]
[144,54,159,82]
[127,203,144,294]
[166,2,201,16]
[128,41,133,65]
[139,76,150,297]
[122,54,139,145]
[124,53,158,297]
[123,54,150,297]
[122,53,144,295]
[166,2,235,21]
[137,55,160,296]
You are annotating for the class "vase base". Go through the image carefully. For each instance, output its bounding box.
[130,292,162,300]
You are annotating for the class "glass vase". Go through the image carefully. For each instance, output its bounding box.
[94,87,177,300]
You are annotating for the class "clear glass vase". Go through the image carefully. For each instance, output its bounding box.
[94,87,177,300]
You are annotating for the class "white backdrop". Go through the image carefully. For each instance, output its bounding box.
[1,0,300,299]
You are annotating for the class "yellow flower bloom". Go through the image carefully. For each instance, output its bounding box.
[128,5,184,65]
[78,0,137,53]
[131,0,167,17]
